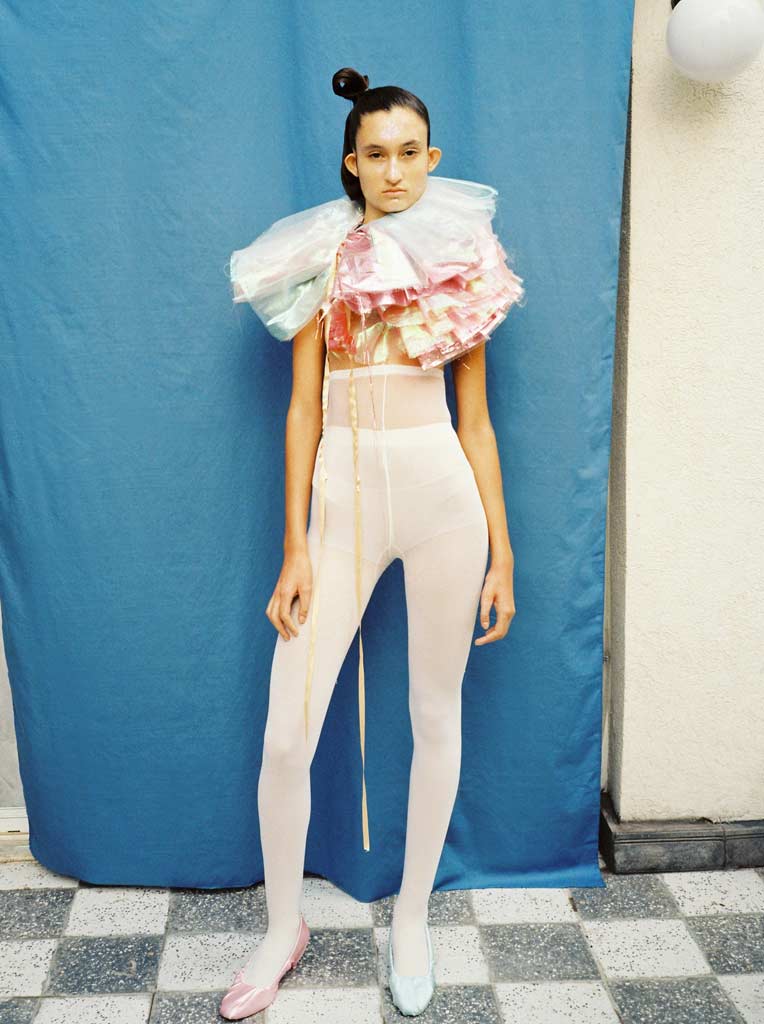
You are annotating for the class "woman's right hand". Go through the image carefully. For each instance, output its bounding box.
[265,546,313,641]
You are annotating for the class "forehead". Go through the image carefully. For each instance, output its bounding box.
[356,107,427,146]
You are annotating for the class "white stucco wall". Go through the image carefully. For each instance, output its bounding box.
[606,0,764,821]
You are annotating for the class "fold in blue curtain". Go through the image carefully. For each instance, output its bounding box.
[0,1,634,896]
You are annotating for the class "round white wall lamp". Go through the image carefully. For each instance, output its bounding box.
[667,0,764,82]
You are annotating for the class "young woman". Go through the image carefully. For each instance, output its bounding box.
[221,66,523,1019]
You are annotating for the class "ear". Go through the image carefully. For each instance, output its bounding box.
[427,147,442,172]
[344,151,359,178]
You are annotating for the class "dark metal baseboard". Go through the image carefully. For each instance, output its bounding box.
[599,791,764,873]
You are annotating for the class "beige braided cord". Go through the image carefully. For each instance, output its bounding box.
[303,240,377,853]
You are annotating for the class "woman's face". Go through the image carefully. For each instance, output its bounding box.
[344,106,441,224]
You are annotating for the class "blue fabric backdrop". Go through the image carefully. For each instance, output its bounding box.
[0,2,634,896]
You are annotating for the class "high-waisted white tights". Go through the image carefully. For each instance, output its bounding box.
[244,363,488,986]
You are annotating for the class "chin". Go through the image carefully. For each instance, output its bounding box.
[382,193,413,211]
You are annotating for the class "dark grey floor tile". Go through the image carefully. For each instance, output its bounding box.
[285,927,378,987]
[0,889,76,939]
[372,888,473,926]
[570,872,681,919]
[686,914,764,973]
[480,923,600,982]
[0,998,39,1024]
[167,884,266,932]
[381,983,501,1024]
[149,989,227,1023]
[610,977,747,1024]
[45,935,164,995]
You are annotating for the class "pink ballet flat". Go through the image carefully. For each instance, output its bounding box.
[218,914,310,1020]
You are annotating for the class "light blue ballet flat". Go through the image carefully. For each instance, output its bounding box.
[387,920,435,1016]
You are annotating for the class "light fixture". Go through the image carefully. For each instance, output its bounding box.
[667,0,764,82]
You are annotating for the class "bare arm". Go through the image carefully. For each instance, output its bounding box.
[283,313,325,554]
[452,343,516,642]
[264,312,325,640]
[452,343,513,567]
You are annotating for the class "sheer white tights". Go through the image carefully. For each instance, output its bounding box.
[241,366,488,987]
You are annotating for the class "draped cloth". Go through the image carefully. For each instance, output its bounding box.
[0,0,633,894]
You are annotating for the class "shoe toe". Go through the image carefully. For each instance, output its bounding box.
[219,980,276,1019]
[390,973,434,1015]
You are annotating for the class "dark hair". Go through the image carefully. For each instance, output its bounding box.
[332,67,431,210]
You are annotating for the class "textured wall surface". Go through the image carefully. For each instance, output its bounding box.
[607,0,764,822]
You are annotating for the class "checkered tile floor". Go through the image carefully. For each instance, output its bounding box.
[1,854,763,1023]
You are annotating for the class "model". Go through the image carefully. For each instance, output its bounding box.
[220,65,524,1019]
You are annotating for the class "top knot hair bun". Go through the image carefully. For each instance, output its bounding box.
[332,67,370,104]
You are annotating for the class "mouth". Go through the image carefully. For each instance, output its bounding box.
[384,189,406,195]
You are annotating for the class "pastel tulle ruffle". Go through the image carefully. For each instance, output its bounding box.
[229,176,525,367]
[322,209,525,369]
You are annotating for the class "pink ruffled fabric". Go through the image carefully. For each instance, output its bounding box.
[322,220,524,370]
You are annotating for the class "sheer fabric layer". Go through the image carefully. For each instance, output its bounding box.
[298,363,488,850]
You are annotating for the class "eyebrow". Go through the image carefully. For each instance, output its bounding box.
[360,139,423,152]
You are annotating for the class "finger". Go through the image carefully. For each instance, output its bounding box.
[474,625,504,645]
[479,591,494,629]
[270,614,288,638]
[297,584,311,624]
[272,595,292,640]
[272,613,289,641]
[265,593,288,640]
[279,599,300,637]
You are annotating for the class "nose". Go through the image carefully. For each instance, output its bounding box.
[385,160,402,184]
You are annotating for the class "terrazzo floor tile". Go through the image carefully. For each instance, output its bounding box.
[661,869,764,916]
[424,888,475,925]
[285,927,378,987]
[480,922,600,982]
[46,935,163,995]
[374,924,490,986]
[0,888,76,940]
[581,918,712,979]
[64,887,170,936]
[472,885,577,923]
[608,977,748,1024]
[149,989,232,1023]
[33,993,153,1023]
[493,980,621,1023]
[381,981,502,1023]
[0,863,78,891]
[167,884,267,933]
[429,925,490,985]
[570,872,682,919]
[266,986,382,1023]
[0,996,39,1023]
[0,940,57,997]
[686,914,764,974]
[301,877,374,927]
[157,931,261,991]
[717,972,764,1023]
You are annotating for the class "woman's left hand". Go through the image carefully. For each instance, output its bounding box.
[474,561,515,645]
